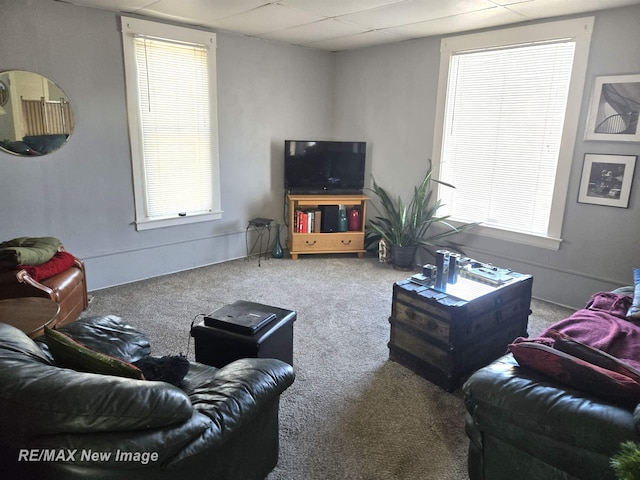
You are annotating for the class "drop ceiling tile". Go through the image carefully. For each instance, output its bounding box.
[340,0,498,29]
[506,0,640,17]
[278,0,406,18]
[259,18,368,44]
[303,29,410,51]
[139,0,271,24]
[204,3,323,35]
[57,0,640,51]
[387,6,529,38]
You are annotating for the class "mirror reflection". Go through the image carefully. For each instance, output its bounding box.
[0,70,74,156]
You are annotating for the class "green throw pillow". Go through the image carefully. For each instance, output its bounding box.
[44,326,144,380]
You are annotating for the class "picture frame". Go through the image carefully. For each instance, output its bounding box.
[578,153,636,207]
[584,74,640,142]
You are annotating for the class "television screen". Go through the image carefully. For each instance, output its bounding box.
[284,140,366,194]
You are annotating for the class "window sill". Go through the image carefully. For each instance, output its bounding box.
[462,224,562,251]
[135,211,222,231]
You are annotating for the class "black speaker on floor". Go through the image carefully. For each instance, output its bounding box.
[320,205,339,232]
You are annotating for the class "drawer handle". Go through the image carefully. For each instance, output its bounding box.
[341,239,352,245]
[305,240,317,245]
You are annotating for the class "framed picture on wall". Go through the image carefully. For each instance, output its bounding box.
[584,74,640,142]
[578,153,636,207]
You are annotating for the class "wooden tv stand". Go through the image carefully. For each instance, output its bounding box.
[287,194,369,260]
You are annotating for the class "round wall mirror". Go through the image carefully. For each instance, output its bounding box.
[0,70,75,156]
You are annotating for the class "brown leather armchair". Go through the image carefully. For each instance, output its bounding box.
[0,246,88,327]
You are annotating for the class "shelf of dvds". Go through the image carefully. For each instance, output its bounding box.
[287,194,369,260]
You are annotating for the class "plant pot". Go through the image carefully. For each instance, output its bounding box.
[390,245,418,271]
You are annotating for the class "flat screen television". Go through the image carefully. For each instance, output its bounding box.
[284,140,366,194]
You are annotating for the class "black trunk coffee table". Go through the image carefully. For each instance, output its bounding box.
[388,270,533,391]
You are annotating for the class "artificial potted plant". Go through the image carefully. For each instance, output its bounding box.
[367,160,477,270]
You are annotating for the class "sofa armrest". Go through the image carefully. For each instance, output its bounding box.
[181,358,295,444]
[0,351,193,442]
[54,315,151,363]
[464,354,639,479]
[15,269,55,296]
[13,257,88,327]
[14,361,295,474]
[16,257,86,297]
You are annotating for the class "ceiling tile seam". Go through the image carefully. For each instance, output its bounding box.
[331,5,511,32]
[256,17,370,38]
[217,3,328,36]
[299,29,410,49]
[273,0,412,20]
[128,0,162,15]
[501,5,536,21]
[193,3,291,28]
[328,6,501,33]
[294,28,411,49]
[281,17,379,36]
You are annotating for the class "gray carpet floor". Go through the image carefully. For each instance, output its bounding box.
[81,255,575,480]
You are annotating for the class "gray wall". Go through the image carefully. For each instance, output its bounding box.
[0,0,334,290]
[1,0,638,308]
[334,6,640,308]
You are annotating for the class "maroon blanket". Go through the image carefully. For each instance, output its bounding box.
[19,251,76,282]
[535,292,640,370]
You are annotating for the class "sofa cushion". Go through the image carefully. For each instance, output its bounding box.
[18,251,76,281]
[50,315,151,363]
[44,326,144,380]
[510,333,640,406]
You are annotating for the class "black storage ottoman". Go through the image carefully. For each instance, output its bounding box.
[191,300,296,367]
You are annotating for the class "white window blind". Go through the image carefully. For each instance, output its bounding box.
[121,17,221,230]
[135,36,213,219]
[439,41,575,236]
[433,18,594,249]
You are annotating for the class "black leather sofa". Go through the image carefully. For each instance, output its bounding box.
[0,316,295,479]
[464,354,639,480]
[463,289,640,480]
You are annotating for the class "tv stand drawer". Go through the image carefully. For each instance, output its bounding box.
[291,233,364,252]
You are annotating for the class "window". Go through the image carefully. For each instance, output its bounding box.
[433,18,594,250]
[121,17,221,230]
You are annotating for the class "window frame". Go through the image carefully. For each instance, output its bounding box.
[431,17,594,250]
[121,17,222,231]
